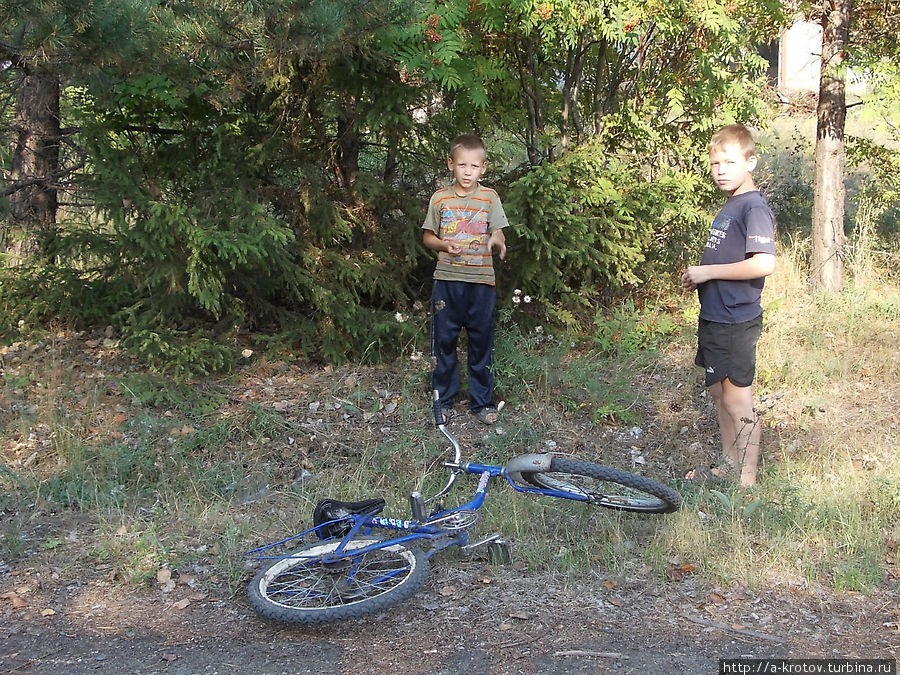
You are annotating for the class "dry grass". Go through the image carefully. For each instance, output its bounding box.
[1,245,898,597]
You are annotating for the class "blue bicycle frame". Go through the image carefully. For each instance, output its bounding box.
[244,458,594,566]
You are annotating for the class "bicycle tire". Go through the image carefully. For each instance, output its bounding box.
[247,537,430,625]
[522,457,682,513]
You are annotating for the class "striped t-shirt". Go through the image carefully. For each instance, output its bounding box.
[422,184,509,286]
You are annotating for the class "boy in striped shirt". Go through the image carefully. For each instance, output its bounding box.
[423,134,509,425]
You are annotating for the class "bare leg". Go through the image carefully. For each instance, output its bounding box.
[713,378,760,487]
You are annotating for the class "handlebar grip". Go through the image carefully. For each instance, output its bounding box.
[432,390,444,427]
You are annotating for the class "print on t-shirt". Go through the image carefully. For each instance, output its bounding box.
[441,204,489,266]
[705,215,733,252]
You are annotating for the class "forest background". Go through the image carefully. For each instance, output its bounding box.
[1,0,900,610]
[1,0,898,369]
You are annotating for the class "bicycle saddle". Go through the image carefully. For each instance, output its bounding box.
[313,498,386,539]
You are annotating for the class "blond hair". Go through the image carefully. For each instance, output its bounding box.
[449,133,486,160]
[709,124,756,158]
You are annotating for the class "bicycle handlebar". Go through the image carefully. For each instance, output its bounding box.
[429,390,462,504]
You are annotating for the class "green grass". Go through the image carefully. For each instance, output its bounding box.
[1,238,898,601]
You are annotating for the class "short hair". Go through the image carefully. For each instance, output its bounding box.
[449,133,486,160]
[709,124,756,158]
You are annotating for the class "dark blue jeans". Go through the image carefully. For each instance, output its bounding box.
[430,280,497,412]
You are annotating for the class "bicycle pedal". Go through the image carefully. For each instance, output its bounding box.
[460,533,511,564]
[487,539,512,565]
[410,491,427,522]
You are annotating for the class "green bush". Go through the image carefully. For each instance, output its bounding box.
[505,140,710,310]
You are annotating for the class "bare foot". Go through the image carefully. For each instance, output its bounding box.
[683,463,735,483]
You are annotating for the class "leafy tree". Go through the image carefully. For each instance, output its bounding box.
[0,0,165,259]
[0,0,815,369]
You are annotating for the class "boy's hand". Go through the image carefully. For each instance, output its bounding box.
[488,231,507,260]
[446,242,463,255]
[682,266,706,291]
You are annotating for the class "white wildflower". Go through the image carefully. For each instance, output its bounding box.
[534,325,543,334]
[523,295,532,304]
[394,312,406,323]
[512,295,521,304]
[514,289,522,296]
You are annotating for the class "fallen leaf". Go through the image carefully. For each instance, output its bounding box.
[708,592,727,604]
[112,413,128,424]
[508,611,529,620]
[604,580,617,590]
[161,653,178,662]
[731,623,747,631]
[172,598,191,610]
[180,425,195,435]
[41,608,56,616]
[438,585,456,597]
[156,568,172,584]
[498,622,513,631]
[608,597,624,607]
[668,563,698,581]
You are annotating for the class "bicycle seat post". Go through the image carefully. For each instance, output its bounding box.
[410,490,427,523]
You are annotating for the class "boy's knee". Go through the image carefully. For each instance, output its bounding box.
[720,381,754,414]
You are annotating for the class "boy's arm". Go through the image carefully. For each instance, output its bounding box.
[488,228,506,260]
[682,253,774,291]
[423,229,463,256]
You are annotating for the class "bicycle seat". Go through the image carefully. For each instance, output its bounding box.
[313,498,386,539]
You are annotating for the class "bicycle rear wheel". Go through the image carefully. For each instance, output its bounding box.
[248,537,429,625]
[522,457,681,513]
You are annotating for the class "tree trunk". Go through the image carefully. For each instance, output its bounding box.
[6,67,61,261]
[560,37,586,152]
[810,0,850,292]
[336,94,360,195]
[516,37,545,166]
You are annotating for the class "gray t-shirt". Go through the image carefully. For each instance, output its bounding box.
[697,190,776,324]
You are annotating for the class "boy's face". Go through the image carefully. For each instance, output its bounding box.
[709,142,757,196]
[447,147,487,195]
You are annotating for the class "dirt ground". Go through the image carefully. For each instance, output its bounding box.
[1,335,899,674]
[2,550,899,674]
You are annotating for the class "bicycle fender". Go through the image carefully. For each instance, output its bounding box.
[504,453,554,485]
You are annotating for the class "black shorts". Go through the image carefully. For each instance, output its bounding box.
[694,314,763,387]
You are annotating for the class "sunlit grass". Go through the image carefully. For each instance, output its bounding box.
[1,240,898,600]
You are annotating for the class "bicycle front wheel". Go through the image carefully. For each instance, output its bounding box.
[247,537,430,625]
[522,457,682,514]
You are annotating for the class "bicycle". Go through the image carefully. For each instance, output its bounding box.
[244,394,682,625]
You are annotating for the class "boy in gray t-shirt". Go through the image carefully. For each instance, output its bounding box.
[682,124,776,488]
